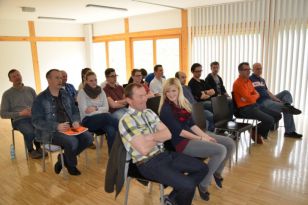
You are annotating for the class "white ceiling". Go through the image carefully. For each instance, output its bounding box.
[0,0,243,24]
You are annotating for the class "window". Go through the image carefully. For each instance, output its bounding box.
[92,42,106,83]
[108,40,126,84]
[133,40,153,73]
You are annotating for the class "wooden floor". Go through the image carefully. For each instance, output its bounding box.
[0,116,307,205]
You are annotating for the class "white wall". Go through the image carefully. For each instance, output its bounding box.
[0,20,29,36]
[0,42,35,98]
[37,42,87,90]
[129,10,181,32]
[93,19,125,36]
[35,22,84,37]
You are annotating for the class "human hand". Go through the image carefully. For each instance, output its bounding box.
[19,107,31,117]
[57,122,70,132]
[207,89,216,96]
[85,106,97,114]
[72,121,80,129]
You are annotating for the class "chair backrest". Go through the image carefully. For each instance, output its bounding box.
[231,91,241,117]
[211,95,233,125]
[191,102,207,131]
[146,96,161,115]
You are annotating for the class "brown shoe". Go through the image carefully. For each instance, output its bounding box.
[250,129,263,144]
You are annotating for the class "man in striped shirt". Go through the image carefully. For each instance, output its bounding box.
[119,83,208,205]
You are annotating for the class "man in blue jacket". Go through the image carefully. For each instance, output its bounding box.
[32,69,93,175]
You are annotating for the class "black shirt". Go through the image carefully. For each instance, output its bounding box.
[53,94,70,123]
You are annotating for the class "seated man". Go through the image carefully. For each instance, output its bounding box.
[188,63,215,111]
[1,69,42,159]
[204,61,230,97]
[32,69,93,175]
[119,83,208,205]
[149,64,166,96]
[130,69,154,98]
[175,71,214,132]
[233,62,281,143]
[103,68,128,120]
[60,70,77,101]
[250,63,302,138]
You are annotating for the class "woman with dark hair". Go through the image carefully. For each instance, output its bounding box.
[77,71,117,153]
[159,78,235,201]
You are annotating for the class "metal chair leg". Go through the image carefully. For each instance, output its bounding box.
[42,144,46,172]
[147,182,153,193]
[235,132,239,163]
[94,134,100,163]
[159,184,164,205]
[124,177,131,205]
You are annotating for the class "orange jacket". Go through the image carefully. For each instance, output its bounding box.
[233,76,260,108]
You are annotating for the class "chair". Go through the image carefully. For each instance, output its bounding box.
[124,153,165,205]
[211,96,253,163]
[146,96,161,115]
[93,131,105,163]
[191,103,207,131]
[11,119,29,160]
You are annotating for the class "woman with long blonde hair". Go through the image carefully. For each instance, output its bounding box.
[159,78,235,202]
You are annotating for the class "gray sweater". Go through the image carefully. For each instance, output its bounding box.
[0,86,36,122]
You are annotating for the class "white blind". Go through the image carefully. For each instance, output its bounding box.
[189,0,308,115]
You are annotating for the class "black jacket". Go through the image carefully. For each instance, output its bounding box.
[105,133,127,198]
[204,74,227,97]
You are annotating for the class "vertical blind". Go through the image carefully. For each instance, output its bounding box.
[189,0,308,115]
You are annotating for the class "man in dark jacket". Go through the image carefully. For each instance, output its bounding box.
[32,69,93,175]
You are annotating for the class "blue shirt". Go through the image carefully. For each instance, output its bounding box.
[63,83,77,99]
[182,85,197,104]
[249,74,270,103]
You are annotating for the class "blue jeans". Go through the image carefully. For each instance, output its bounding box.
[111,108,129,120]
[82,113,118,153]
[260,90,295,133]
[138,151,208,205]
[13,118,39,151]
[52,131,93,167]
[204,110,214,131]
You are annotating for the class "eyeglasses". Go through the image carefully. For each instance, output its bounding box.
[134,75,142,77]
[194,70,203,73]
[242,69,251,71]
[108,75,118,78]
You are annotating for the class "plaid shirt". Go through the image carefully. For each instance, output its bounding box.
[119,107,163,163]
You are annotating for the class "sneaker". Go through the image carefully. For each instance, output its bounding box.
[163,195,176,205]
[284,132,302,138]
[213,175,223,189]
[282,105,302,115]
[29,150,43,159]
[54,160,62,174]
[197,186,210,201]
[67,166,81,176]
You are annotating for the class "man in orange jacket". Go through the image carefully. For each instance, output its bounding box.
[233,62,281,143]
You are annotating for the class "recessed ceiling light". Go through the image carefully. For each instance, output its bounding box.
[38,16,76,21]
[86,4,127,11]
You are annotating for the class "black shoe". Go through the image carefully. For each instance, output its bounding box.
[213,175,223,189]
[29,150,43,159]
[284,132,302,138]
[198,186,210,201]
[282,105,302,115]
[67,167,81,175]
[136,179,149,186]
[37,148,48,157]
[54,160,62,174]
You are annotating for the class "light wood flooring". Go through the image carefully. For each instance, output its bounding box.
[0,116,307,205]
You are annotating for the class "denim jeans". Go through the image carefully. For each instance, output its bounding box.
[204,110,214,131]
[82,113,118,152]
[111,108,129,120]
[138,151,208,205]
[13,117,39,151]
[260,90,295,133]
[52,131,93,167]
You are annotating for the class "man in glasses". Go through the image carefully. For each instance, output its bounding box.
[188,63,215,111]
[103,68,128,120]
[250,63,302,138]
[233,62,281,144]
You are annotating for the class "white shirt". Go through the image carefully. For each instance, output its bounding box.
[149,77,166,95]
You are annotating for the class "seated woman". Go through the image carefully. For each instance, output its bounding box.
[159,78,235,201]
[130,69,154,98]
[77,71,118,153]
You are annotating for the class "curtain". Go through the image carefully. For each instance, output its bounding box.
[189,0,308,115]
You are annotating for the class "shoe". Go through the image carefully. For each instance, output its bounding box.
[29,150,43,159]
[88,143,96,149]
[136,179,149,186]
[54,160,62,174]
[213,175,223,189]
[250,128,264,144]
[284,132,302,138]
[282,105,302,115]
[198,186,210,201]
[67,166,81,175]
[163,195,176,205]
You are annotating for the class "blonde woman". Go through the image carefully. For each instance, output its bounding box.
[159,78,235,201]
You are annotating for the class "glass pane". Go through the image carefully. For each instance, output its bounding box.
[133,40,153,73]
[108,41,127,85]
[156,38,180,79]
[92,42,106,84]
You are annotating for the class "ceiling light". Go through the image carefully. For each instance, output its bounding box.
[86,4,127,11]
[21,7,36,12]
[132,0,182,9]
[38,16,76,21]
